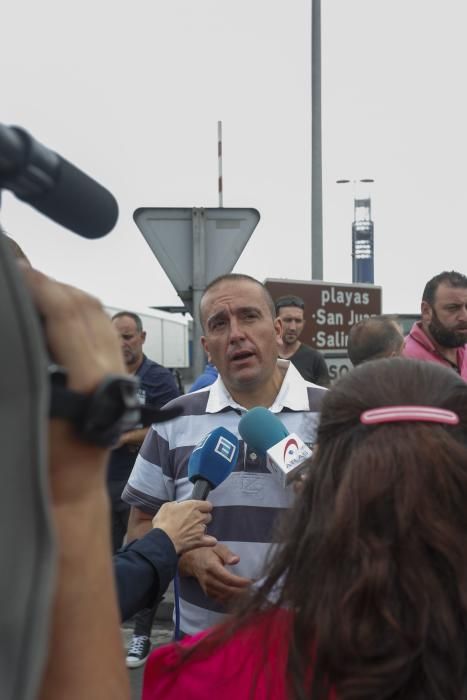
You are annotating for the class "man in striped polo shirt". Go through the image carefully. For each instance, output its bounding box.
[122,273,325,655]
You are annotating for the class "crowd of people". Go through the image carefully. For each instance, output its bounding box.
[3,222,467,699]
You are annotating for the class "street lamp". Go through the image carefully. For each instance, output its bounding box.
[336,179,375,284]
[311,0,323,281]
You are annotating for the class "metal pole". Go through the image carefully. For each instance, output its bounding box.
[192,207,207,379]
[218,121,223,207]
[311,0,323,280]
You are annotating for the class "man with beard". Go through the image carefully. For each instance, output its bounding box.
[403,271,467,379]
[275,295,330,386]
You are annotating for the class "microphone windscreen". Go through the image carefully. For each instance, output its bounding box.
[24,156,119,238]
[238,406,289,454]
[188,427,239,488]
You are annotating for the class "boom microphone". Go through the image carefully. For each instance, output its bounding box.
[238,407,312,486]
[0,124,119,238]
[188,427,239,500]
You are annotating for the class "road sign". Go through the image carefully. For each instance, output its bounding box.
[133,207,260,310]
[134,206,260,377]
[265,278,382,354]
[323,352,353,382]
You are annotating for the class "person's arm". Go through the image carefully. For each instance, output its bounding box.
[126,504,156,540]
[115,500,217,620]
[21,266,130,700]
[115,528,177,621]
[178,545,252,603]
[115,426,149,448]
[43,430,128,700]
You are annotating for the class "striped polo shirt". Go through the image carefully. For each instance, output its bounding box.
[122,360,325,635]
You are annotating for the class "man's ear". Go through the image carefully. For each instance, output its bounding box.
[274,317,283,341]
[421,301,432,324]
[141,330,147,344]
[201,336,209,354]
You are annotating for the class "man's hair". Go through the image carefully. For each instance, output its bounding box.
[347,314,403,366]
[111,310,143,333]
[274,295,305,315]
[185,358,467,699]
[200,273,276,328]
[422,270,467,305]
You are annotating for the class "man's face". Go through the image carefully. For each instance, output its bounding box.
[112,315,146,368]
[422,282,467,349]
[200,279,281,393]
[276,305,305,346]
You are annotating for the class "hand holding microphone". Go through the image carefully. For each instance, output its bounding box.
[151,427,240,556]
[152,501,217,555]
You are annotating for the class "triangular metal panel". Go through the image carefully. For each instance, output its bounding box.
[133,206,260,297]
[133,208,193,297]
[203,208,260,283]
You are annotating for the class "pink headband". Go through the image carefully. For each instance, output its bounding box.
[360,406,460,426]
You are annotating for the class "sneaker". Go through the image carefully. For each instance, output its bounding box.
[126,635,151,669]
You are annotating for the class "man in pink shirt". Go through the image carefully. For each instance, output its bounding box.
[403,270,467,380]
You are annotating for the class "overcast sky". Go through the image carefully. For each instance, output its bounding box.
[2,0,466,316]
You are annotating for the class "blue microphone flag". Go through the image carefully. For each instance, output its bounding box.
[188,426,239,489]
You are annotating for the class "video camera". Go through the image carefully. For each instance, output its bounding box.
[0,123,120,700]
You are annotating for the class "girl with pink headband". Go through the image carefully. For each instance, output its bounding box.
[144,357,467,700]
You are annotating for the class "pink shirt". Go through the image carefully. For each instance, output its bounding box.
[142,608,336,700]
[402,322,467,380]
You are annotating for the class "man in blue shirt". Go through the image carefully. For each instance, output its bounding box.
[189,361,218,392]
[109,311,180,553]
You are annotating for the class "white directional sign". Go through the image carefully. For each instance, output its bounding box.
[133,207,260,307]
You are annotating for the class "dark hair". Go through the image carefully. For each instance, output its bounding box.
[275,295,305,314]
[200,273,276,328]
[422,270,467,305]
[347,314,403,366]
[186,358,467,700]
[111,310,143,333]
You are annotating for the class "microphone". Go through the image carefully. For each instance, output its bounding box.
[0,124,119,238]
[188,427,239,500]
[238,407,313,487]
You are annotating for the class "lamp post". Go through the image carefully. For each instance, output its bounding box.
[311,0,323,280]
[336,179,375,284]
